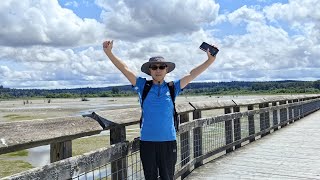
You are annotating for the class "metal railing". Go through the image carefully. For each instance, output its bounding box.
[2,95,320,180]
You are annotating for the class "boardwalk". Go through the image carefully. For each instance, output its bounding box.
[185,110,320,180]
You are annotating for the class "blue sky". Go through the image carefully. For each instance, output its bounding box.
[0,0,319,89]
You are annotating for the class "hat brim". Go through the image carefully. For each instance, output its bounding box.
[141,61,175,75]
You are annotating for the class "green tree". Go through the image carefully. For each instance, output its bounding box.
[111,87,119,94]
[314,80,320,89]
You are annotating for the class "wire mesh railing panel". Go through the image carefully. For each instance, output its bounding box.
[72,163,111,180]
[240,116,249,139]
[193,128,202,158]
[233,119,241,145]
[280,108,288,123]
[264,111,270,130]
[127,151,144,180]
[176,130,194,170]
[175,133,182,171]
[294,105,300,118]
[71,151,144,180]
[254,114,261,134]
[202,121,225,154]
[269,111,275,127]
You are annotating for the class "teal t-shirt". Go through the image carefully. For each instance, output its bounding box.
[133,77,182,141]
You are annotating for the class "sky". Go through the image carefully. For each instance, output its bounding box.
[0,0,319,89]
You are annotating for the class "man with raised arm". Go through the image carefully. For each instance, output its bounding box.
[103,40,218,180]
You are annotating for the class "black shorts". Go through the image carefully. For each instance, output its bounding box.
[140,140,177,180]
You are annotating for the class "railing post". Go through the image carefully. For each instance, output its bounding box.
[110,125,127,180]
[304,98,311,116]
[301,98,306,117]
[259,102,270,137]
[266,103,270,130]
[193,110,202,168]
[305,98,308,114]
[50,140,72,163]
[180,113,190,179]
[293,99,299,121]
[298,98,303,119]
[279,100,288,127]
[288,100,294,123]
[247,105,255,142]
[272,102,279,131]
[224,107,233,153]
[233,106,241,149]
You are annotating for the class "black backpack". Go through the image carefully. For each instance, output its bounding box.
[139,80,179,132]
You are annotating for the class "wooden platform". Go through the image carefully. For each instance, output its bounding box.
[185,110,320,180]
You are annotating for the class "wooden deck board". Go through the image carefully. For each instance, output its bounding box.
[185,110,320,180]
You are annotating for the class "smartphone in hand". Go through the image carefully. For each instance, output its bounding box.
[199,42,219,56]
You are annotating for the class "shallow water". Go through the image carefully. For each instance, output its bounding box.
[27,146,50,167]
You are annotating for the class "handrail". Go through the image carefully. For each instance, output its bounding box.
[0,117,103,154]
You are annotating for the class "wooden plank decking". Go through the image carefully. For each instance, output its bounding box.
[185,110,320,180]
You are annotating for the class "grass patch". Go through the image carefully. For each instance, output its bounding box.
[3,114,32,121]
[5,150,28,157]
[72,135,110,156]
[127,128,139,132]
[0,160,33,178]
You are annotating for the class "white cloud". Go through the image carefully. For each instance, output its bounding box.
[95,0,219,41]
[262,0,320,68]
[0,66,10,77]
[0,0,106,47]
[227,5,265,25]
[264,0,320,23]
[64,1,78,8]
[0,65,34,81]
[0,45,124,88]
[209,2,320,82]
[264,0,320,42]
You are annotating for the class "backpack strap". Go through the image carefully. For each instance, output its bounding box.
[167,81,175,102]
[140,80,153,128]
[141,80,153,107]
[167,81,179,132]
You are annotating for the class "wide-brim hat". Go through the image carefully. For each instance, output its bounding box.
[141,56,175,75]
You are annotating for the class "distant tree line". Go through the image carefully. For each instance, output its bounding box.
[1,80,320,99]
[182,80,320,95]
[0,85,135,99]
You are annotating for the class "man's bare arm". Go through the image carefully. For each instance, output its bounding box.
[180,48,217,89]
[103,40,136,86]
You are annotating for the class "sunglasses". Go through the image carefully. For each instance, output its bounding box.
[149,65,167,70]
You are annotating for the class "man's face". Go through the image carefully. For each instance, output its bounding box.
[149,63,167,82]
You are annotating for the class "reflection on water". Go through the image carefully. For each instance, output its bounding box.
[25,134,103,168]
[25,130,112,168]
[27,145,50,167]
[77,104,137,115]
